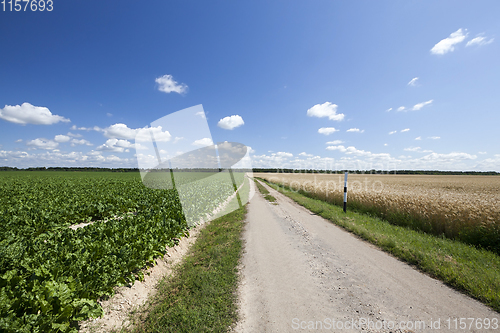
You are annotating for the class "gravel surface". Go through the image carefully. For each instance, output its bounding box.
[234,180,498,332]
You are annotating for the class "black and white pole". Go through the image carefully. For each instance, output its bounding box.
[343,172,348,213]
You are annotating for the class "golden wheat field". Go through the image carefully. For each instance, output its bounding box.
[255,173,500,245]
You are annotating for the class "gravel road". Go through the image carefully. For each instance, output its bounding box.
[234,180,498,332]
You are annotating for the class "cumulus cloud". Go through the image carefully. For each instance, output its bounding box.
[192,138,214,146]
[71,139,93,146]
[347,128,364,133]
[103,123,171,142]
[318,127,339,135]
[0,103,70,125]
[54,135,71,143]
[26,138,59,150]
[431,29,467,55]
[401,128,410,133]
[404,147,433,153]
[415,136,422,141]
[217,115,244,130]
[307,102,345,121]
[326,145,387,158]
[326,140,344,145]
[397,106,406,112]
[386,108,393,112]
[421,152,476,161]
[276,152,293,158]
[155,74,188,94]
[67,132,82,138]
[299,152,313,157]
[466,35,494,47]
[429,136,441,140]
[413,100,433,111]
[97,139,145,153]
[389,131,397,135]
[326,145,347,152]
[407,77,419,86]
[103,124,137,140]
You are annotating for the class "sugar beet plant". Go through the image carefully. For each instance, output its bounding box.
[0,171,220,333]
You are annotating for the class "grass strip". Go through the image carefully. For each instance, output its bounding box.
[253,178,276,202]
[258,178,500,313]
[125,205,247,332]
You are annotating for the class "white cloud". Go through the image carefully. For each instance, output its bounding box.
[142,126,172,142]
[173,137,184,143]
[326,145,347,152]
[248,146,492,172]
[466,36,494,47]
[478,151,487,155]
[299,152,313,157]
[97,139,145,153]
[155,74,188,94]
[428,136,441,140]
[421,152,476,162]
[326,145,388,158]
[344,146,372,156]
[54,135,71,143]
[192,138,214,146]
[15,139,23,143]
[415,136,422,141]
[413,99,433,111]
[70,125,101,131]
[0,149,137,168]
[195,111,206,119]
[397,106,406,112]
[106,113,113,117]
[431,28,468,55]
[0,103,70,125]
[386,108,393,112]
[326,140,344,145]
[407,77,419,86]
[389,131,397,135]
[103,123,137,140]
[347,128,364,133]
[71,139,93,146]
[384,143,388,146]
[401,128,410,133]
[307,102,345,121]
[318,127,339,135]
[404,147,433,153]
[26,138,59,150]
[276,152,293,158]
[103,123,171,143]
[67,132,82,138]
[217,115,244,130]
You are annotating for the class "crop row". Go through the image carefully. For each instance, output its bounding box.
[0,171,246,333]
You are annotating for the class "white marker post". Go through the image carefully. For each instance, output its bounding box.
[343,172,348,213]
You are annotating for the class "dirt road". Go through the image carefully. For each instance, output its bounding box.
[234,180,498,332]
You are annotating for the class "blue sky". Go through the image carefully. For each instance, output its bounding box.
[1,0,499,171]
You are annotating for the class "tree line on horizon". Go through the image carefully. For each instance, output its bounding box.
[0,166,498,175]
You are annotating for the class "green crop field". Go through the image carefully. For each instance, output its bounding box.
[0,170,247,333]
